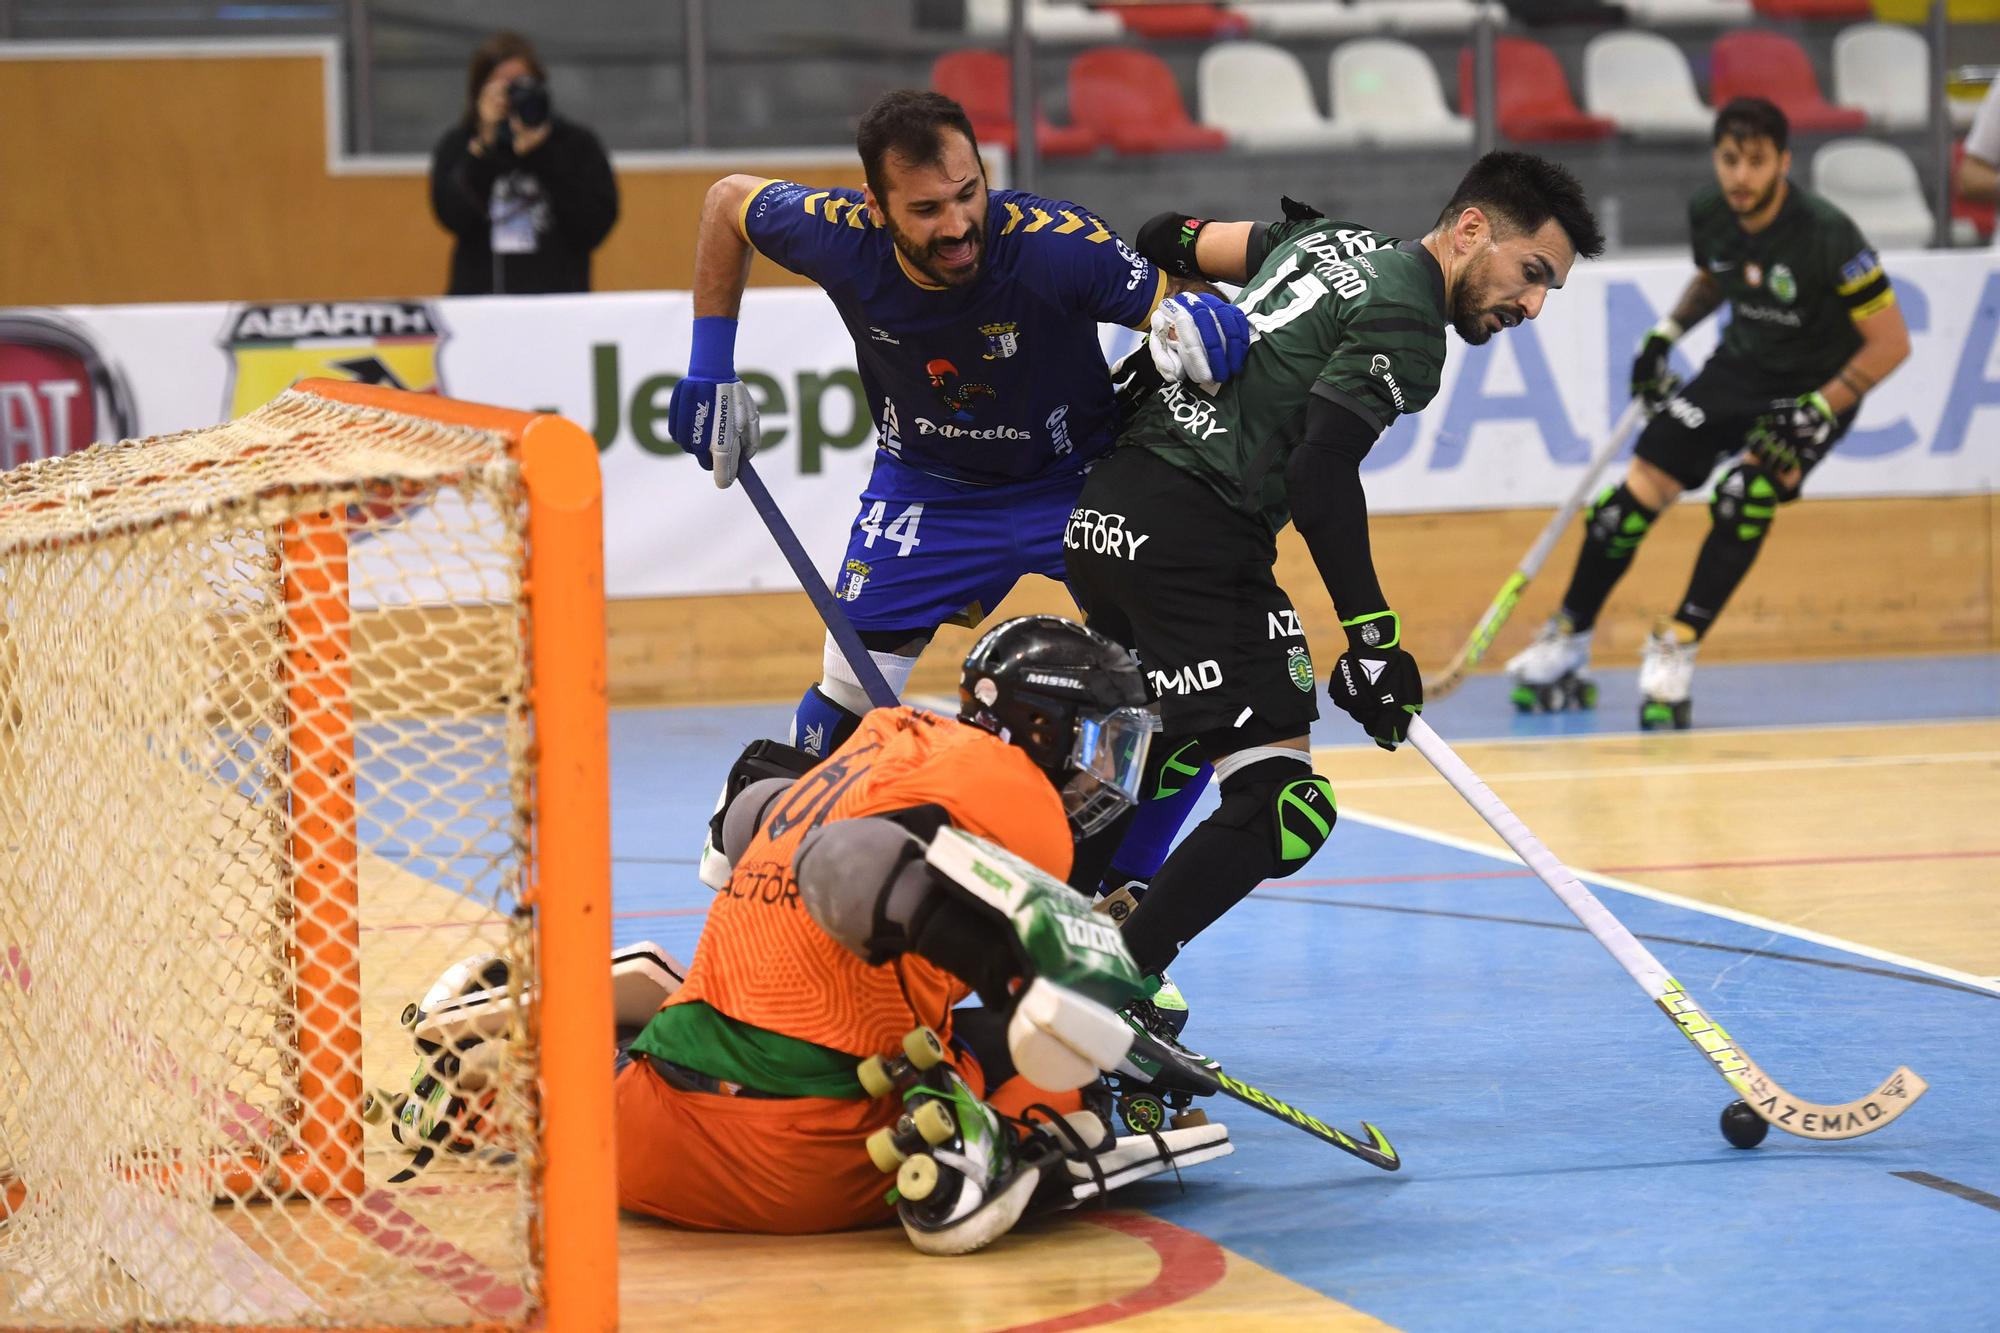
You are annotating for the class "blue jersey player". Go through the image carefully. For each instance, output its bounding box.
[670,91,1246,904]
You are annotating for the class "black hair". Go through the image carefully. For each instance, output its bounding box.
[1712,97,1790,153]
[1435,150,1605,260]
[462,30,545,128]
[856,90,981,203]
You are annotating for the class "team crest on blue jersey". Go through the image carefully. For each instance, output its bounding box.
[980,321,1020,360]
[837,558,871,602]
[925,358,995,422]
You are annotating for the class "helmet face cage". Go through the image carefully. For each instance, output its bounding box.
[1060,705,1158,838]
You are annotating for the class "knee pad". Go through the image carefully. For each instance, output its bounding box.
[1711,461,1785,544]
[707,738,816,870]
[1212,757,1339,874]
[1585,482,1658,560]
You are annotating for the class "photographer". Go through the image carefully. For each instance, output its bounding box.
[429,31,619,295]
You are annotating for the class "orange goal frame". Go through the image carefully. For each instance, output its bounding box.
[290,379,617,1330]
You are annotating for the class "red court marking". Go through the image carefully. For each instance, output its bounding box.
[329,1190,528,1321]
[991,1211,1228,1333]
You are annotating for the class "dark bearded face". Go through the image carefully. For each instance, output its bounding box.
[870,130,989,288]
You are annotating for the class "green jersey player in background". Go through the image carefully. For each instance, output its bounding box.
[1064,153,1603,1054]
[1507,97,1910,729]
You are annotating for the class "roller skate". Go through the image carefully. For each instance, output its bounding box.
[1094,881,1191,1042]
[1637,618,1697,730]
[1101,1001,1222,1137]
[1505,613,1598,714]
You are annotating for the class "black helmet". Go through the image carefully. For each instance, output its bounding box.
[958,615,1156,838]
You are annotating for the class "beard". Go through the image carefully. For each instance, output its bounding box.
[886,214,986,288]
[1449,253,1521,346]
[1727,174,1783,219]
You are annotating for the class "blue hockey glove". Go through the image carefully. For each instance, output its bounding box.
[1327,610,1423,752]
[668,316,762,489]
[1148,291,1250,392]
[1745,390,1834,474]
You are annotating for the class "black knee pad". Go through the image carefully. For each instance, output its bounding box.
[1212,757,1339,876]
[1710,460,1787,544]
[707,738,817,858]
[1584,481,1658,560]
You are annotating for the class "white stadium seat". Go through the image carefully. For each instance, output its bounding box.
[1199,41,1363,149]
[1584,31,1715,139]
[1354,0,1493,34]
[1621,0,1754,23]
[1833,23,1931,132]
[1228,2,1387,37]
[1812,138,1935,250]
[1330,38,1475,147]
[964,0,1122,42]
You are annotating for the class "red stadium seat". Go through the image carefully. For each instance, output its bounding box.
[1458,37,1616,141]
[1751,0,1871,16]
[1068,46,1230,152]
[1102,4,1250,38]
[1709,31,1868,133]
[1952,140,1996,242]
[932,50,1100,158]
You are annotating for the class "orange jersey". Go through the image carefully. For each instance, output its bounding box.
[669,707,1072,1057]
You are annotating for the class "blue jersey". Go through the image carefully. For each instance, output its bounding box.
[739,180,1166,490]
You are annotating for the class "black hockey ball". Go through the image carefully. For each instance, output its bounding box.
[1720,1099,1769,1149]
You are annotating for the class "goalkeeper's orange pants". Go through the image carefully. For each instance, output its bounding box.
[613,1050,1081,1234]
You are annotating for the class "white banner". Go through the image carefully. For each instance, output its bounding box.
[3,250,1995,599]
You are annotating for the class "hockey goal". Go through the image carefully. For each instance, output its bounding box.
[0,381,615,1329]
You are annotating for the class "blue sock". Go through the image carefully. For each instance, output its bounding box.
[1107,744,1213,885]
[789,684,862,759]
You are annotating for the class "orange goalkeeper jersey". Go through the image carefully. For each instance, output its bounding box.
[667,706,1072,1058]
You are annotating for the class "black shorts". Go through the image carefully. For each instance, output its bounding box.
[1063,448,1318,748]
[1634,354,1854,495]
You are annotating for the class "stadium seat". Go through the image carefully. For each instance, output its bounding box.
[1951,140,1995,243]
[1330,38,1475,146]
[932,51,1100,158]
[1832,23,1930,132]
[1198,41,1362,149]
[963,0,1123,42]
[1753,0,1871,16]
[1812,138,1935,248]
[1355,0,1493,32]
[1621,0,1754,23]
[1459,36,1616,141]
[1069,46,1230,153]
[1227,2,1387,37]
[1583,31,1714,139]
[1710,31,1868,133]
[1103,3,1249,38]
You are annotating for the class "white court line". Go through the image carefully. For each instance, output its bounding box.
[1337,806,2000,997]
[1315,711,2000,754]
[1331,748,2000,791]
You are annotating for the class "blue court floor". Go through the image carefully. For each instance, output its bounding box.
[611,653,2000,1330]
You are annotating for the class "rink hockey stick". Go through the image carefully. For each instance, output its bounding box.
[736,459,899,709]
[1423,398,1647,701]
[1404,717,1926,1140]
[1129,1029,1401,1171]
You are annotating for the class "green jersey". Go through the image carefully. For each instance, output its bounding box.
[1120,218,1449,535]
[1688,182,1894,390]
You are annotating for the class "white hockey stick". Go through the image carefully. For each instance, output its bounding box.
[1404,716,1927,1140]
[1423,398,1647,701]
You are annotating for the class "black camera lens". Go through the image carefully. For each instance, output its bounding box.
[506,75,551,128]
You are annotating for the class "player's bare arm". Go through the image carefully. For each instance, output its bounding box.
[691,173,767,318]
[1817,299,1910,418]
[1669,270,1725,331]
[1960,151,1998,204]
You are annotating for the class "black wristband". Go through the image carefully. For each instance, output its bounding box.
[1136,211,1209,279]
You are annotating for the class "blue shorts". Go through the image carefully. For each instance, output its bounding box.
[829,453,1088,634]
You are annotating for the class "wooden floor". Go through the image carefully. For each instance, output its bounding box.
[610,698,2000,1331]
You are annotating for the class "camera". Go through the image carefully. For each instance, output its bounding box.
[505,75,551,129]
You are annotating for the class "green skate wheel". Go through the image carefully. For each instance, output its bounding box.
[1573,679,1599,710]
[912,1099,955,1146]
[1640,700,1690,731]
[1119,1094,1166,1136]
[897,1153,940,1202]
[857,1055,896,1099]
[902,1027,944,1071]
[865,1126,904,1174]
[1509,684,1538,714]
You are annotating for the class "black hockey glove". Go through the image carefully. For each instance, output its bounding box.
[1327,611,1423,752]
[1628,322,1680,413]
[1746,390,1835,474]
